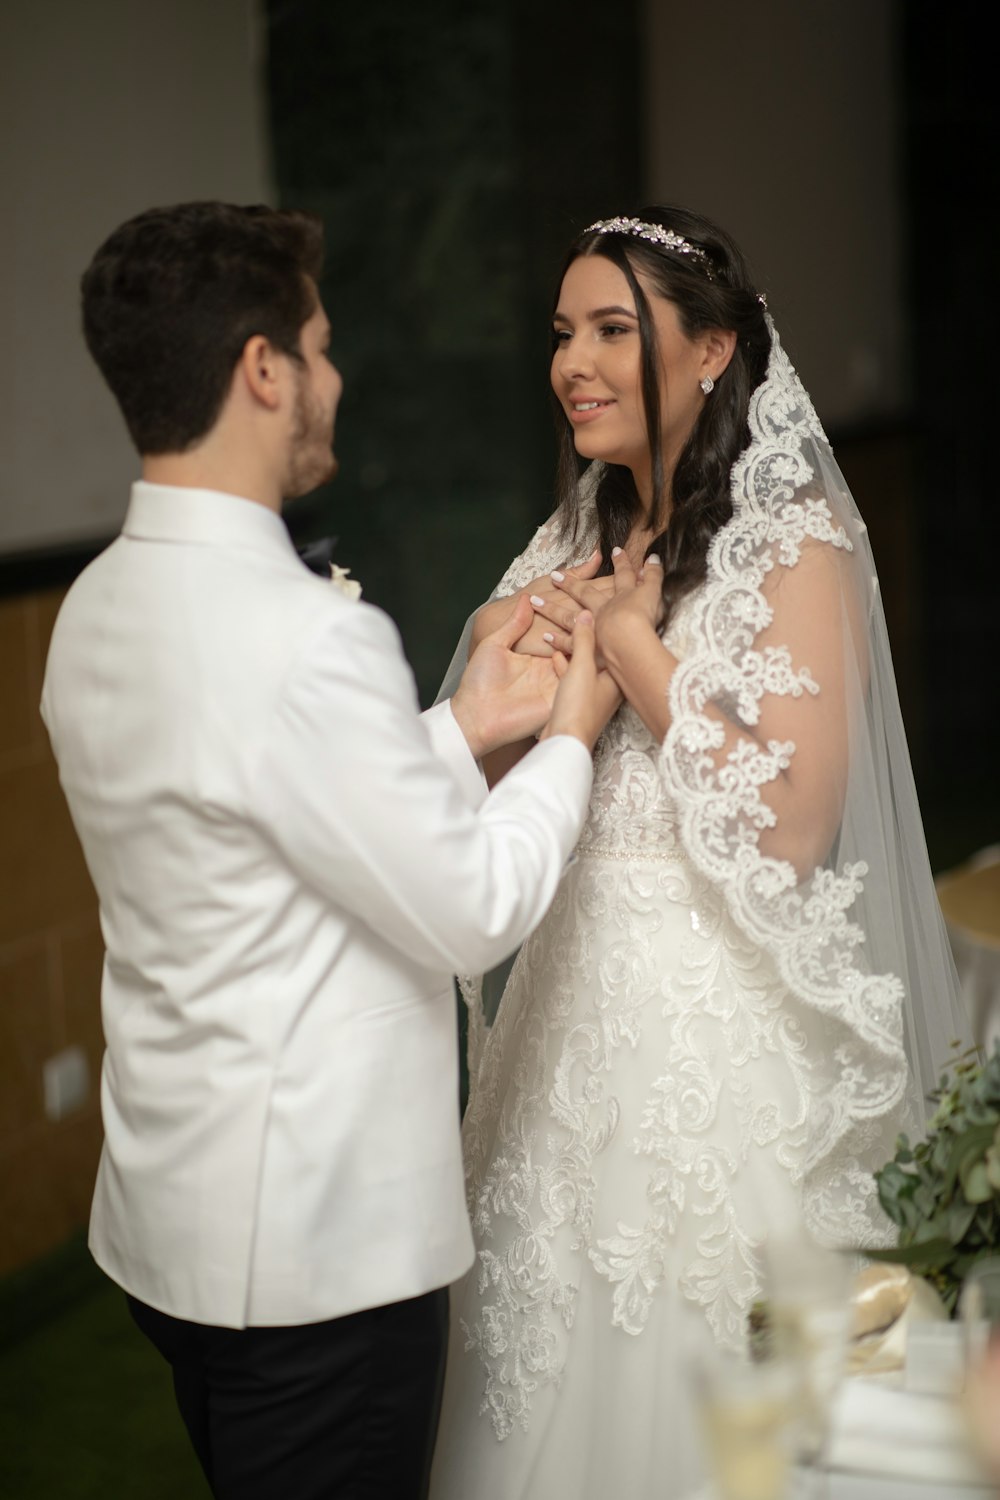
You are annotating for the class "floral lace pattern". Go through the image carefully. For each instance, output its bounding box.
[459,700,891,1441]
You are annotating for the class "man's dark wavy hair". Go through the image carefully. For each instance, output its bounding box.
[552,204,771,624]
[81,201,324,456]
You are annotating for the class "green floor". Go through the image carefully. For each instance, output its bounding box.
[0,1236,209,1499]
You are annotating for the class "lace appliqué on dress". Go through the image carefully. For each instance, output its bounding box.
[459,694,859,1440]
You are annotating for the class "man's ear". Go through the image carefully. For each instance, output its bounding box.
[237,335,285,411]
[701,327,738,383]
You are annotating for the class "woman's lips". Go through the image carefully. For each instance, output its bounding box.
[567,398,614,424]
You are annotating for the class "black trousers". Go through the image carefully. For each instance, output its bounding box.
[127,1286,449,1500]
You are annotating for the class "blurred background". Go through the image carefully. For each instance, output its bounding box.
[0,0,996,1493]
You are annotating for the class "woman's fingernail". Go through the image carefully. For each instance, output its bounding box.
[550,570,565,583]
[542,632,554,643]
[612,547,623,558]
[577,610,594,625]
[645,553,662,565]
[530,594,546,607]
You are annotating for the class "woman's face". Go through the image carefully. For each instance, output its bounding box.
[550,254,709,494]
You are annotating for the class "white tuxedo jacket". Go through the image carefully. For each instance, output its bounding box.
[41,483,592,1328]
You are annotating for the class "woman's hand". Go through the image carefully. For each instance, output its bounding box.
[470,548,607,658]
[543,548,664,674]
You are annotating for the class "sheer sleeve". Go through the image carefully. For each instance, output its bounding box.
[715,534,865,880]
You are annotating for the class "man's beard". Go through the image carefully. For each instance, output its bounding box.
[285,376,338,499]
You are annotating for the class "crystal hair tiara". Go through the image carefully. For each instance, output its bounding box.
[585,216,716,279]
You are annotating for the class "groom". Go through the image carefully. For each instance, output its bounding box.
[41,203,610,1499]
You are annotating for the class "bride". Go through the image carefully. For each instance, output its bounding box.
[429,207,968,1499]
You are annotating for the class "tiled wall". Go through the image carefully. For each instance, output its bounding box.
[0,587,103,1278]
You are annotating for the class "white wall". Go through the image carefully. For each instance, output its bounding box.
[0,0,273,554]
[643,0,904,431]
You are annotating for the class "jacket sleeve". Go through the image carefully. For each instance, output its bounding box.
[249,602,592,975]
[419,699,488,810]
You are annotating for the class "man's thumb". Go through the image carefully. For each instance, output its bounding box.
[568,609,595,668]
[487,592,533,649]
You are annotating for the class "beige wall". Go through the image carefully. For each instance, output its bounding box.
[643,0,904,430]
[0,0,273,555]
[0,586,104,1276]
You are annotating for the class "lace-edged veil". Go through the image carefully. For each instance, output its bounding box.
[439,316,971,1235]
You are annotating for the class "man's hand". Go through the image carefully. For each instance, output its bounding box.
[543,611,623,751]
[451,595,563,759]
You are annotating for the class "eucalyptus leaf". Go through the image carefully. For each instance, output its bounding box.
[913,1213,951,1245]
[864,1237,956,1272]
[945,1124,996,1196]
[912,1183,939,1220]
[930,1137,950,1173]
[948,1200,977,1243]
[875,1163,917,1226]
[962,1161,993,1204]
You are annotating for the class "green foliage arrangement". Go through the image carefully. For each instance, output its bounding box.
[868,1043,1000,1313]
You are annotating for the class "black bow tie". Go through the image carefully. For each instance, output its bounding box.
[297,536,339,577]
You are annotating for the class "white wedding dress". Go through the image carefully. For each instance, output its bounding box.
[432,720,814,1497]
[429,329,967,1500]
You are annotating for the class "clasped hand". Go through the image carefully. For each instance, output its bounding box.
[452,592,621,758]
[469,549,610,659]
[472,546,664,673]
[540,546,664,673]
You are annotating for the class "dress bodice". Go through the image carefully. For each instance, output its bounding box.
[577,703,685,864]
[576,585,696,864]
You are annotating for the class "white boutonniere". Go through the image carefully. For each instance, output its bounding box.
[329,563,362,601]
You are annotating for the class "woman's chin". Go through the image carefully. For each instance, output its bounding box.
[573,433,613,462]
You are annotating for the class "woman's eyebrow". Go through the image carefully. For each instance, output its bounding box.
[552,304,638,322]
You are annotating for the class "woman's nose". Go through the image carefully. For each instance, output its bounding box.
[556,335,595,380]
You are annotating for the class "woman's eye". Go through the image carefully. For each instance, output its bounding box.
[552,328,571,344]
[599,323,629,338]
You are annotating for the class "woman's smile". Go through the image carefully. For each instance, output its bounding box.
[568,397,616,423]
